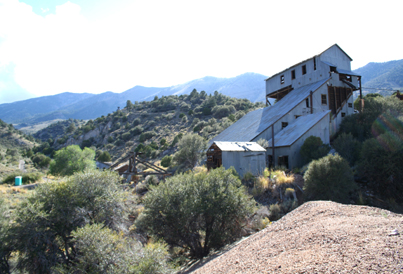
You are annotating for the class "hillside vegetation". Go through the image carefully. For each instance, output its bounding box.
[0,119,41,181]
[354,59,403,96]
[34,90,265,164]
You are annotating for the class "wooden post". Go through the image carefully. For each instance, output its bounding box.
[310,91,313,114]
[271,125,275,168]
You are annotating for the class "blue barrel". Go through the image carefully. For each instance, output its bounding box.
[15,176,22,186]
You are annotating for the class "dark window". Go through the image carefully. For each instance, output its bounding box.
[341,112,346,117]
[306,98,310,108]
[280,75,285,84]
[278,155,289,169]
[282,122,288,129]
[291,70,296,80]
[302,65,307,75]
[313,57,316,70]
[330,66,337,73]
[295,115,301,119]
[321,94,327,105]
[348,103,353,108]
[268,155,273,169]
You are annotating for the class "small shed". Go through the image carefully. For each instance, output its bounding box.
[207,141,266,178]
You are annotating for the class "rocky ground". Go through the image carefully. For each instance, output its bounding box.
[188,201,403,273]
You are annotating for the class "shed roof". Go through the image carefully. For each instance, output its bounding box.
[209,77,330,145]
[267,110,331,147]
[213,141,266,152]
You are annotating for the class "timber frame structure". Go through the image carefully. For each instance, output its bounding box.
[110,152,171,182]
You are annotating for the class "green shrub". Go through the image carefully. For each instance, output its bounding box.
[136,167,254,258]
[300,136,331,164]
[179,113,185,118]
[32,153,51,168]
[130,125,143,136]
[332,133,361,166]
[49,145,96,176]
[212,105,236,118]
[303,154,356,203]
[139,131,156,142]
[2,172,42,185]
[173,133,206,170]
[358,133,403,202]
[97,151,111,162]
[132,118,141,126]
[10,170,130,273]
[107,136,114,143]
[122,132,131,141]
[161,155,172,167]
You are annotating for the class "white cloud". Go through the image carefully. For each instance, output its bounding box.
[0,0,402,102]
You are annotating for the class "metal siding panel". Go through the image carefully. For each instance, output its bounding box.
[211,78,330,144]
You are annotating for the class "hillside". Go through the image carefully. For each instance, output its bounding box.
[0,73,267,125]
[33,91,265,164]
[0,119,40,180]
[354,59,403,96]
[189,201,403,273]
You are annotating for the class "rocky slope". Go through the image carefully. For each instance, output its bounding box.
[188,201,403,273]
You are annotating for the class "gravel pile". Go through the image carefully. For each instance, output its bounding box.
[190,201,403,273]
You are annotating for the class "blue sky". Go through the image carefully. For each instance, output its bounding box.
[0,0,402,104]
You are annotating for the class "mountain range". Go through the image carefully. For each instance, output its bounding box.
[0,72,267,125]
[1,58,402,126]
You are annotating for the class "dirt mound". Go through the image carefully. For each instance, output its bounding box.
[191,201,403,273]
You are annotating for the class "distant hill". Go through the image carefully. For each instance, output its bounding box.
[354,59,403,96]
[0,73,267,125]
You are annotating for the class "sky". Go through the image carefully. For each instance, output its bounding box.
[0,0,402,104]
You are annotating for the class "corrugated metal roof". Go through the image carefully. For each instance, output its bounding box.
[214,141,266,152]
[209,78,330,144]
[268,110,331,147]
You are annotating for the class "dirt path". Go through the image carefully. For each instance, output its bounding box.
[190,201,403,273]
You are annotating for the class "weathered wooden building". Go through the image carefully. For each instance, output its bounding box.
[209,44,361,170]
[207,141,266,177]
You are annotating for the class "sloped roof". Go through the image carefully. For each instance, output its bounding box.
[213,141,266,152]
[209,78,330,145]
[267,110,331,147]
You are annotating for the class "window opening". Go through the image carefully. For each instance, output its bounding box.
[295,115,301,119]
[313,57,316,70]
[280,75,285,84]
[348,103,353,108]
[282,122,288,129]
[306,98,310,108]
[291,70,296,80]
[302,65,307,75]
[321,94,327,105]
[341,112,346,117]
[268,155,273,169]
[330,66,337,73]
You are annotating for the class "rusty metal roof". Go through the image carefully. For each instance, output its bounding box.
[209,78,330,145]
[267,110,331,148]
[213,141,266,152]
